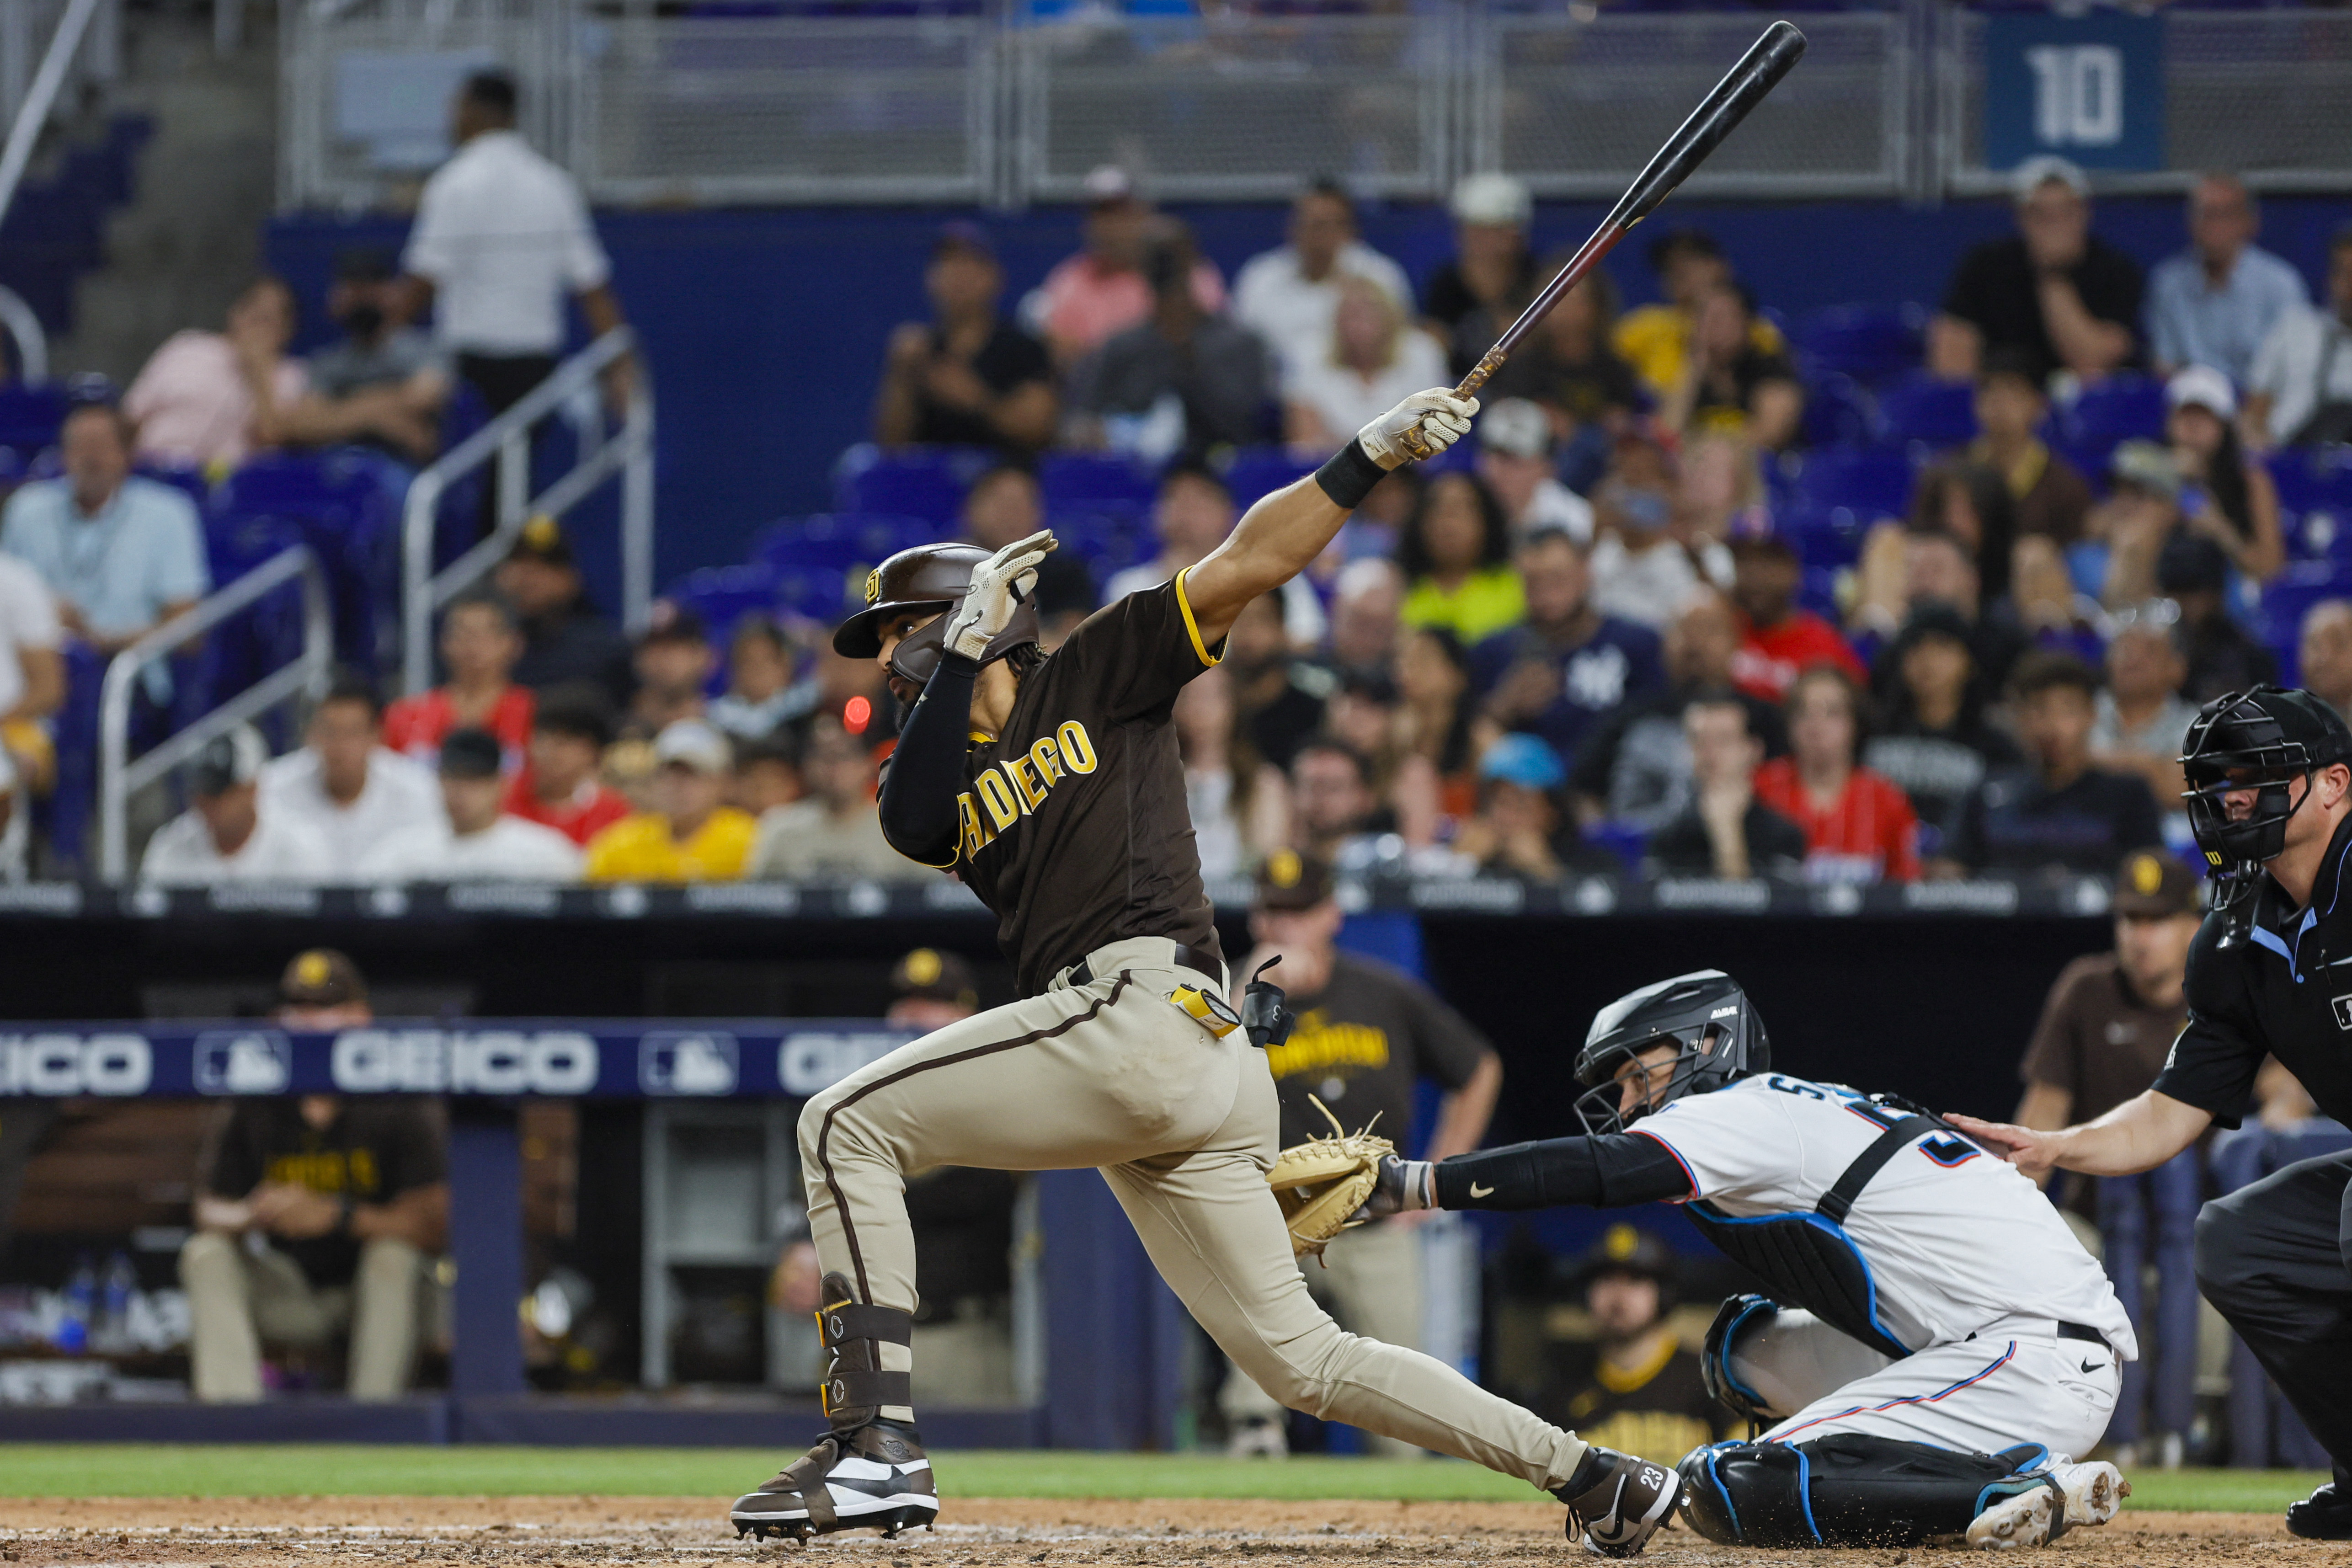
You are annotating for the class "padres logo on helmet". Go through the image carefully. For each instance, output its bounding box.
[864,568,881,606]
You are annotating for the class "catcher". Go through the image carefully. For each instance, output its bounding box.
[730,389,1679,1557]
[1366,971,2136,1551]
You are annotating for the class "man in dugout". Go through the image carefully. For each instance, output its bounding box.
[1534,1224,1732,1467]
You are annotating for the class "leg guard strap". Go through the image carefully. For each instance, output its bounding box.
[1680,1435,2037,1548]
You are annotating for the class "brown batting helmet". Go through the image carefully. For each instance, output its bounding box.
[832,543,1040,685]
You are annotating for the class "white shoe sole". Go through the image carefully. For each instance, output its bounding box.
[1966,1485,2057,1550]
[2057,1461,2127,1529]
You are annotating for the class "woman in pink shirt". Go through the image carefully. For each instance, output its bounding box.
[123,276,308,471]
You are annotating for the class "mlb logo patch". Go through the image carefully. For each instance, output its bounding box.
[192,1031,291,1095]
[2333,995,2352,1032]
[639,1031,741,1095]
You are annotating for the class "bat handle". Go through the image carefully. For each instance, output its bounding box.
[1394,349,1504,464]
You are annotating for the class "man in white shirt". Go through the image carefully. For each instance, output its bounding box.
[2144,173,2307,383]
[142,726,334,886]
[1475,399,1595,544]
[748,714,921,883]
[2247,227,2352,449]
[259,674,442,877]
[1101,463,1324,645]
[356,727,580,882]
[398,71,631,424]
[1232,179,1415,384]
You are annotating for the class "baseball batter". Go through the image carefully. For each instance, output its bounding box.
[729,389,1678,1557]
[1370,971,2135,1550]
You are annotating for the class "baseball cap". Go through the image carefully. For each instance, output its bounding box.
[507,514,575,568]
[932,220,994,263]
[1479,733,1566,792]
[1253,848,1334,912]
[1479,398,1554,459]
[2158,529,2230,595]
[1083,165,1137,206]
[1725,509,1796,561]
[638,599,710,649]
[438,727,503,779]
[2167,364,2238,421]
[654,717,732,775]
[280,948,367,1009]
[1571,1222,1680,1292]
[533,683,615,748]
[890,947,978,1009]
[2112,849,2203,919]
[1451,172,1532,229]
[1892,600,1976,656]
[2011,154,2090,203]
[188,725,268,797]
[2110,440,2182,501]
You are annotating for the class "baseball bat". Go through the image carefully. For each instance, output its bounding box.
[1401,19,1807,456]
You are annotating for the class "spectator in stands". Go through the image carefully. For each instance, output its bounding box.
[1571,587,1783,833]
[872,223,1056,456]
[2083,441,2184,610]
[750,713,913,882]
[2157,530,2277,701]
[583,718,755,882]
[495,518,634,707]
[0,401,208,656]
[2247,226,2352,449]
[1224,591,1328,778]
[1661,281,1802,452]
[1036,166,1225,370]
[141,726,333,886]
[1533,1225,1727,1467]
[709,617,810,744]
[399,70,632,425]
[2012,849,2205,1469]
[1725,522,1864,704]
[1284,275,1448,458]
[0,545,60,798]
[1174,667,1257,880]
[1935,651,2163,878]
[956,464,1096,634]
[505,683,632,847]
[2300,599,2352,725]
[1646,691,1807,879]
[1484,266,1641,491]
[1752,666,1920,884]
[355,727,580,881]
[1904,461,2019,607]
[1067,220,1269,457]
[2090,603,2197,809]
[2146,173,2306,384]
[259,674,442,876]
[181,949,446,1402]
[732,735,801,819]
[1475,400,1595,543]
[123,275,306,471]
[1323,666,1440,847]
[252,248,451,464]
[1234,177,1413,384]
[1861,602,2022,839]
[1397,471,1522,644]
[1288,740,1387,868]
[382,592,534,767]
[1930,157,2143,385]
[2167,365,2286,586]
[1452,733,1594,880]
[1613,228,1789,403]
[1588,423,1721,632]
[1422,174,1536,337]
[625,602,715,740]
[1325,557,1406,683]
[1397,625,1477,814]
[1470,527,1663,766]
[1853,522,2026,692]
[1969,347,2092,545]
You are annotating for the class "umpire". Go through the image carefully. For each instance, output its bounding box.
[1954,686,2352,1537]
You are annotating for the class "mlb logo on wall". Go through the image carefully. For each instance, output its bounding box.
[2334,995,2352,1032]
[640,1032,741,1095]
[193,1031,292,1095]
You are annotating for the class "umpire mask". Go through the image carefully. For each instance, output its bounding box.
[2180,687,2352,908]
[1570,970,1769,1136]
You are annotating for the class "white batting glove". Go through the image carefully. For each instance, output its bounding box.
[944,529,1055,661]
[1357,389,1480,469]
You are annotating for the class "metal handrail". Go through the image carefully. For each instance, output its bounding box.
[96,544,335,884]
[0,0,99,231]
[0,283,47,382]
[400,327,652,695]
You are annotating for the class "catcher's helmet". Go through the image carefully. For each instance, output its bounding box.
[2179,686,2352,910]
[831,543,1040,686]
[1571,969,1768,1136]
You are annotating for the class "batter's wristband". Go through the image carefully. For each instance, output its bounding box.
[1314,439,1387,511]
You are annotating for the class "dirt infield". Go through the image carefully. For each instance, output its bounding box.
[0,1496,2344,1566]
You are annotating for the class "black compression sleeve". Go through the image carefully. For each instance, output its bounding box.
[876,652,978,865]
[1434,1133,1694,1211]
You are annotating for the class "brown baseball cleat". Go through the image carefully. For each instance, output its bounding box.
[1555,1444,1680,1557]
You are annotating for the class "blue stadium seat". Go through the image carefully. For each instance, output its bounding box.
[1220,447,1319,508]
[752,513,940,621]
[1800,372,1876,449]
[1776,500,1875,571]
[1039,452,1160,517]
[0,383,65,461]
[832,444,993,527]
[211,449,411,675]
[1874,372,1976,452]
[667,561,787,635]
[2261,559,2352,684]
[2060,374,2167,451]
[1793,303,1926,387]
[1786,446,1915,522]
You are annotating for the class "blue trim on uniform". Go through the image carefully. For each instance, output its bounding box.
[1688,1203,1914,1358]
[1774,1341,2018,1441]
[1706,1445,1739,1542]
[1920,1142,1980,1168]
[1793,1445,1822,1543]
[1714,1297,1776,1414]
[1631,1127,1699,1200]
[2250,923,2297,974]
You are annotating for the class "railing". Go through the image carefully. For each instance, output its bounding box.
[96,545,336,885]
[0,0,102,229]
[0,283,48,382]
[400,326,651,695]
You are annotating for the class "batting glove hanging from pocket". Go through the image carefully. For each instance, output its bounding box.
[1267,1096,1396,1259]
[944,529,1056,662]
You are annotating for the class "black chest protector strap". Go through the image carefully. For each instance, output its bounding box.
[1684,1114,1949,1360]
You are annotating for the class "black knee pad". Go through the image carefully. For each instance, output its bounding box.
[1677,1435,2037,1548]
[1677,1441,1815,1547]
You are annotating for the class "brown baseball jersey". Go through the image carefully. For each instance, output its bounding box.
[932,573,1227,997]
[2018,954,2186,1123]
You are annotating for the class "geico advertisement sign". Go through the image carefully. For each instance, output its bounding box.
[331,1030,601,1094]
[0,1034,152,1095]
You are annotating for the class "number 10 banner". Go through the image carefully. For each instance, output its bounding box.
[1984,10,2165,174]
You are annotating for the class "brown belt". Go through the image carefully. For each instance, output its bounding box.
[1066,942,1225,990]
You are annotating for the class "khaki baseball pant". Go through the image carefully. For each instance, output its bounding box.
[800,936,1586,1490]
[180,1232,424,1402]
[1219,1217,1427,1457]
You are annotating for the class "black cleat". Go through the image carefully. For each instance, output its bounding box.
[2287,1480,2352,1540]
[1555,1444,1679,1557]
[730,1418,938,1543]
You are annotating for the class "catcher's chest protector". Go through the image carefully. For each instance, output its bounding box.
[1682,1112,1950,1360]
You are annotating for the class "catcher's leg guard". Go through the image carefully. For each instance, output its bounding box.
[1677,1435,2049,1548]
[731,1274,937,1543]
[1703,1296,1899,1426]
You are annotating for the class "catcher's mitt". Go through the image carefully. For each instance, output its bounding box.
[1268,1096,1395,1259]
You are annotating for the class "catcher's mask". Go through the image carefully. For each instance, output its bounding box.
[1572,969,1768,1136]
[831,543,1041,688]
[2180,686,2352,915]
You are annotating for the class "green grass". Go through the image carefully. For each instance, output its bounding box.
[0,1446,2325,1514]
